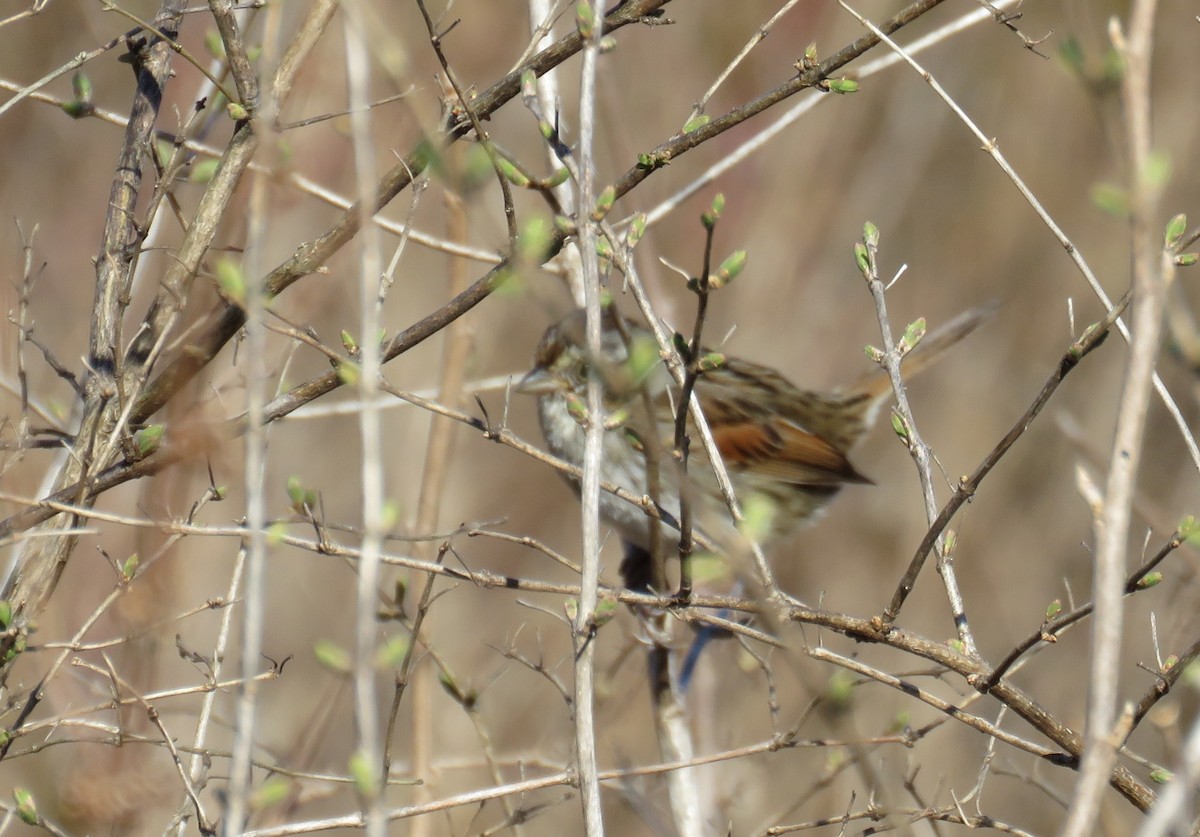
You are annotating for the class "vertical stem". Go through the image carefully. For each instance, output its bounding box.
[221,0,266,822]
[574,1,608,832]
[1061,3,1165,835]
[406,190,484,835]
[672,225,715,598]
[344,8,385,834]
[226,98,266,837]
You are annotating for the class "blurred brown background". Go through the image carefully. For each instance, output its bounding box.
[1,0,1198,833]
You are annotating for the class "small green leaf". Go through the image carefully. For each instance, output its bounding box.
[0,600,11,629]
[520,69,536,97]
[636,153,655,169]
[1091,182,1129,217]
[72,70,93,105]
[625,335,661,387]
[191,158,220,184]
[627,213,647,247]
[1141,150,1171,191]
[381,499,399,529]
[1045,599,1062,620]
[739,492,777,543]
[286,476,306,508]
[689,553,732,584]
[575,1,595,37]
[267,522,287,545]
[250,776,291,810]
[216,258,245,303]
[701,193,725,230]
[411,137,440,173]
[518,216,554,262]
[204,30,225,59]
[553,214,577,236]
[593,597,618,628]
[942,529,957,554]
[826,77,859,94]
[862,221,880,248]
[349,750,380,798]
[13,787,36,825]
[682,114,710,134]
[1136,571,1163,589]
[863,344,885,363]
[1179,514,1200,544]
[900,318,927,353]
[155,140,174,167]
[853,242,870,276]
[544,167,570,187]
[135,424,165,456]
[599,35,617,53]
[1149,768,1173,784]
[802,42,818,68]
[1175,253,1199,267]
[710,249,747,289]
[60,100,92,118]
[493,267,523,297]
[121,553,139,581]
[337,361,359,386]
[591,185,616,221]
[1162,654,1179,672]
[698,352,725,372]
[3,634,26,663]
[827,670,854,710]
[564,393,587,423]
[212,485,229,501]
[459,145,494,193]
[340,330,358,354]
[496,156,530,187]
[1165,213,1187,248]
[564,598,579,621]
[890,411,908,441]
[226,101,249,121]
[374,634,410,668]
[603,406,630,429]
[314,639,351,673]
[1057,36,1084,75]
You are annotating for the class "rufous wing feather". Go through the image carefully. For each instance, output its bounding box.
[712,418,872,486]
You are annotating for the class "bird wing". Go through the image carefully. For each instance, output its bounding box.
[710,417,872,486]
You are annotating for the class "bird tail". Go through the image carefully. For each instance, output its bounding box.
[843,302,996,404]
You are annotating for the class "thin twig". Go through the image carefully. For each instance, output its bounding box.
[573,1,608,831]
[1062,5,1167,833]
[857,223,976,657]
[884,292,1128,624]
[342,5,387,832]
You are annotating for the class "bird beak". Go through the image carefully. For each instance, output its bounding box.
[516,366,556,395]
